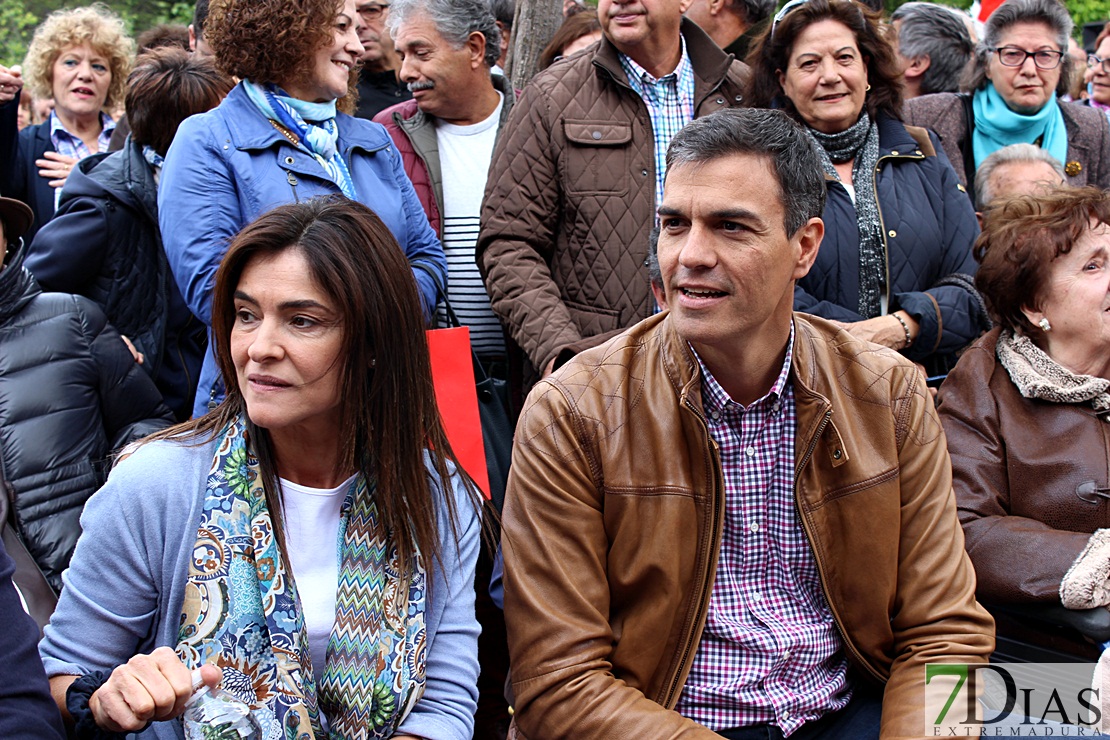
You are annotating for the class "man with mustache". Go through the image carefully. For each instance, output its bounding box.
[353,0,411,119]
[477,0,749,392]
[375,0,514,364]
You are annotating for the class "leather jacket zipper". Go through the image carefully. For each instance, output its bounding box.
[662,397,724,707]
[794,408,885,683]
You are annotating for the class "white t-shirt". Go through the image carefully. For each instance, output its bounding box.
[280,474,356,687]
[435,93,506,357]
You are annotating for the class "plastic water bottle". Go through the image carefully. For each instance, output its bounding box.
[182,668,263,740]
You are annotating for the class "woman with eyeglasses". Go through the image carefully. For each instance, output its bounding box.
[906,0,1110,195]
[938,187,1110,621]
[1083,24,1110,120]
[746,0,985,376]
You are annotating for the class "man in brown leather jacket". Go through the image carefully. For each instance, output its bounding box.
[476,0,748,386]
[500,109,994,739]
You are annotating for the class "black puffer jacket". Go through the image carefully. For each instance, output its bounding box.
[0,240,174,592]
[27,137,206,420]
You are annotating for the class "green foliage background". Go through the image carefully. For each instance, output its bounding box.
[1,0,1109,67]
[0,0,194,67]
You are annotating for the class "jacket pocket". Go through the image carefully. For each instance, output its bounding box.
[562,121,632,196]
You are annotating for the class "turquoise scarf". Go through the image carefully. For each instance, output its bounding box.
[972,83,1068,170]
[175,415,427,739]
[243,80,358,199]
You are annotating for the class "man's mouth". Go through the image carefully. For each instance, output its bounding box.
[680,287,727,298]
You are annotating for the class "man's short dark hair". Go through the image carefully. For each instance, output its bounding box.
[388,0,502,68]
[647,109,826,282]
[490,0,514,29]
[193,0,210,37]
[137,23,191,53]
[127,47,233,156]
[891,2,973,95]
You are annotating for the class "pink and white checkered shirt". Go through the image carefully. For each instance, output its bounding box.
[675,325,851,735]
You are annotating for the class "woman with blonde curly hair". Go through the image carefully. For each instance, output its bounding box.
[158,0,446,419]
[0,4,133,244]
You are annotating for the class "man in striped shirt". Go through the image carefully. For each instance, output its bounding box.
[374,0,515,362]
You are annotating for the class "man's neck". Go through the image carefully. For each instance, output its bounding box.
[439,79,501,127]
[692,319,793,407]
[617,31,684,79]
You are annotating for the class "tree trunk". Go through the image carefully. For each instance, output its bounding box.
[506,0,563,90]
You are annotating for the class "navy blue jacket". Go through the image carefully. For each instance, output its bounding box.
[0,99,54,244]
[795,113,985,372]
[158,83,447,417]
[27,137,205,421]
[0,539,64,739]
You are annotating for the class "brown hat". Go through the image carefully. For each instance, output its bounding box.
[0,197,34,243]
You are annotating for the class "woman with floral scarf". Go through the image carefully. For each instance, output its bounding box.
[40,197,482,740]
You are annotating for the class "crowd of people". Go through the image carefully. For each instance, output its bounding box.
[1,0,1110,737]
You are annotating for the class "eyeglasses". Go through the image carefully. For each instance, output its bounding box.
[356,2,390,20]
[991,46,1065,70]
[1089,54,1110,74]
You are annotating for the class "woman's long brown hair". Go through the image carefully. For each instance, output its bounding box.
[145,196,478,569]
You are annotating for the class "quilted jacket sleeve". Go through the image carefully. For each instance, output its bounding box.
[477,83,584,372]
[502,380,720,739]
[894,141,984,362]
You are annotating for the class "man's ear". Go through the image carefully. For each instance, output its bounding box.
[792,216,824,281]
[467,30,487,68]
[904,54,931,80]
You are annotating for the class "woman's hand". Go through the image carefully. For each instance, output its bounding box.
[36,151,79,189]
[840,311,919,351]
[0,64,21,105]
[88,648,220,733]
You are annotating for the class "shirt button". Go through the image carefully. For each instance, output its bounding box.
[745,445,756,457]
[710,410,720,420]
[783,710,791,720]
[752,592,762,601]
[750,522,759,533]
[782,649,791,661]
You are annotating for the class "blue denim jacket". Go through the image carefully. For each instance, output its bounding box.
[159,83,446,416]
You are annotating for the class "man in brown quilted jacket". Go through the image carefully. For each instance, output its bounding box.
[500,109,993,739]
[476,0,749,386]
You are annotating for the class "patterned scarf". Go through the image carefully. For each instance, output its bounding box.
[243,80,358,199]
[972,83,1068,171]
[997,329,1110,422]
[176,415,427,739]
[808,112,885,318]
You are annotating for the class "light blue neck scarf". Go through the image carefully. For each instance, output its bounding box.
[972,83,1068,170]
[243,80,358,199]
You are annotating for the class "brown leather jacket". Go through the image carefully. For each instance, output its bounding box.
[938,328,1108,603]
[502,312,994,739]
[476,21,749,375]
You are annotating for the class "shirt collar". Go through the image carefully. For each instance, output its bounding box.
[618,35,692,96]
[49,110,115,143]
[695,321,795,415]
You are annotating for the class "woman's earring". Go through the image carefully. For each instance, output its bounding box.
[865,84,871,92]
[1038,317,1052,332]
[370,358,377,368]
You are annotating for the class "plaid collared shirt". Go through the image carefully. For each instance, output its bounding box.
[676,324,852,735]
[618,40,695,209]
[49,110,115,208]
